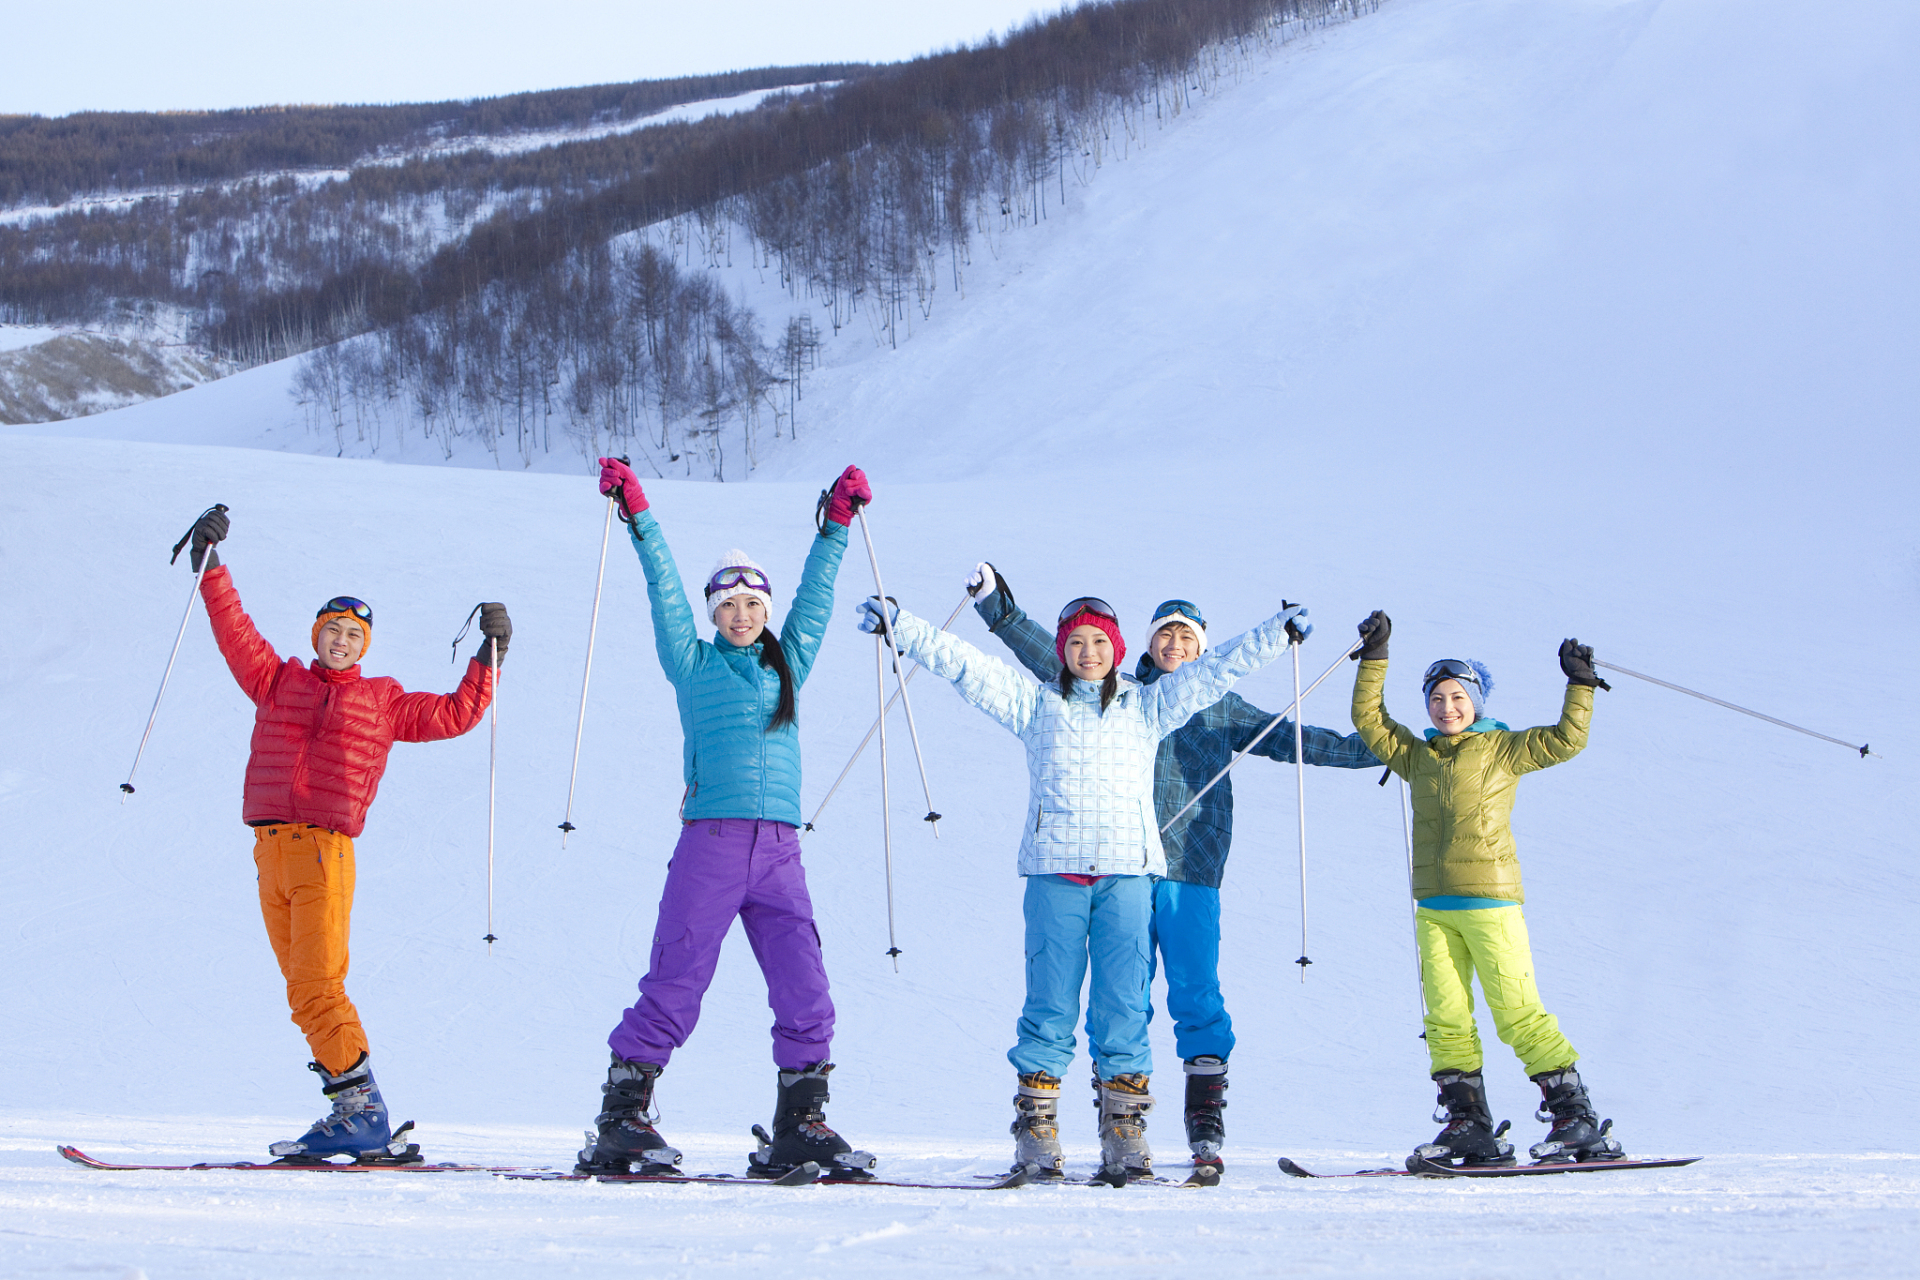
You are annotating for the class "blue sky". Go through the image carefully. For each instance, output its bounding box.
[6,0,1055,115]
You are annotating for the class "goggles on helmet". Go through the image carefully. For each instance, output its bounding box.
[1422,658,1481,689]
[318,596,373,624]
[704,566,772,598]
[1056,596,1118,626]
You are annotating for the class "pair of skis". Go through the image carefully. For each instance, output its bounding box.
[1278,1155,1702,1179]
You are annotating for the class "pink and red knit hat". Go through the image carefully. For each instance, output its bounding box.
[1055,606,1126,668]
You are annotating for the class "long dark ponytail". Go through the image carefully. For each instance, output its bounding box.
[1056,666,1120,712]
[759,629,798,731]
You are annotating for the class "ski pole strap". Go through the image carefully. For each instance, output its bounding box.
[1592,660,1872,757]
[449,603,482,663]
[168,503,228,565]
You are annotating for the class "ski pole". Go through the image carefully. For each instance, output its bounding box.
[1399,775,1427,1036]
[1593,660,1874,757]
[874,631,902,970]
[853,506,942,834]
[1288,619,1310,981]
[803,592,971,835]
[1161,639,1362,833]
[485,641,500,949]
[559,492,618,845]
[122,504,227,797]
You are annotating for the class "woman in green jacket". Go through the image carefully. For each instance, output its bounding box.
[1349,610,1624,1169]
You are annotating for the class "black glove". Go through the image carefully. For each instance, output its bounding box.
[1559,638,1610,690]
[1354,610,1390,661]
[170,505,229,572]
[475,602,512,666]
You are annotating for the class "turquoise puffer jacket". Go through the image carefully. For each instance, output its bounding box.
[626,508,846,824]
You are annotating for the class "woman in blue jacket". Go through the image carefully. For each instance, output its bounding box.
[577,457,873,1182]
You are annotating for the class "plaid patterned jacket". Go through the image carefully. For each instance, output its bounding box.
[975,591,1378,888]
[890,603,1295,878]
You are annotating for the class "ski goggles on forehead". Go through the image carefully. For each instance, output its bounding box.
[1150,599,1205,629]
[1423,658,1481,688]
[317,596,372,623]
[704,565,771,598]
[1056,596,1118,626]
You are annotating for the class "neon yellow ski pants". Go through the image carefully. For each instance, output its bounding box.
[1416,905,1577,1078]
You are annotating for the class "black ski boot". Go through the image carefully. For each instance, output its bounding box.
[1011,1071,1066,1179]
[1529,1066,1624,1163]
[576,1054,683,1174]
[1183,1056,1228,1176]
[1410,1068,1515,1170]
[748,1062,877,1181]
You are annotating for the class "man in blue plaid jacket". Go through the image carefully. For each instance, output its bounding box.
[969,564,1377,1172]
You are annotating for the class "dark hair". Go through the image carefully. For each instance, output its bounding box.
[759,628,798,731]
[1057,666,1120,712]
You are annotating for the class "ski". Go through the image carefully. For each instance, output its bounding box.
[1279,1155,1703,1179]
[505,1163,1040,1191]
[58,1145,534,1174]
[1406,1154,1702,1178]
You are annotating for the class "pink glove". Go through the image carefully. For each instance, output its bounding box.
[598,457,648,519]
[823,464,871,527]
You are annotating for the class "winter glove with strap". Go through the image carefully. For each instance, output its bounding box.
[475,602,512,667]
[966,561,999,600]
[856,596,899,636]
[1558,638,1610,690]
[170,505,229,573]
[1354,610,1390,661]
[820,465,871,529]
[598,456,648,523]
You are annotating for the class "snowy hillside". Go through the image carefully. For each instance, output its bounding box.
[2,0,1916,1275]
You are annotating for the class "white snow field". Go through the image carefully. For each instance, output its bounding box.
[3,0,1918,1275]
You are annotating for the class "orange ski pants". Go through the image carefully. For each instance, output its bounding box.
[252,824,367,1075]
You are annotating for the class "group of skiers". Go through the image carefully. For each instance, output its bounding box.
[172,456,1623,1182]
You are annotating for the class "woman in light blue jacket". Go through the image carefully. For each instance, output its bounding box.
[578,457,875,1183]
[856,593,1307,1182]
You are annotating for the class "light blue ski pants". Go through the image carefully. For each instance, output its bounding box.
[1010,873,1154,1081]
[1146,878,1233,1062]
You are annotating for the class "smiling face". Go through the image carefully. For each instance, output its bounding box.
[314,617,367,670]
[1427,678,1478,735]
[714,594,769,647]
[1063,624,1115,681]
[1149,621,1201,673]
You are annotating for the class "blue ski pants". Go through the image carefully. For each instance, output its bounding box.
[1145,878,1234,1062]
[1010,873,1154,1081]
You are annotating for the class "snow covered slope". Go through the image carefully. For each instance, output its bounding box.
[1,1,1916,1274]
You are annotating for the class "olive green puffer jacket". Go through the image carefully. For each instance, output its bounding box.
[1351,658,1591,903]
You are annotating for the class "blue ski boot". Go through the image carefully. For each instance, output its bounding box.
[270,1054,409,1162]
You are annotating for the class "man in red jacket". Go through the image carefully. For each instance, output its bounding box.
[184,508,507,1161]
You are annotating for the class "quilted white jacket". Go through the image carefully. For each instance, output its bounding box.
[890,605,1296,876]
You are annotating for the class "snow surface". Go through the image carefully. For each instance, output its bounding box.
[2,0,1917,1275]
[0,325,64,353]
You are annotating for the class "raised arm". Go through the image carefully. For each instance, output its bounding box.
[875,604,1039,737]
[777,466,865,685]
[390,659,495,743]
[201,564,283,706]
[969,562,1062,683]
[1141,603,1307,739]
[1491,641,1601,775]
[1350,658,1420,777]
[1220,692,1380,769]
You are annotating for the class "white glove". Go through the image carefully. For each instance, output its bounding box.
[966,561,998,599]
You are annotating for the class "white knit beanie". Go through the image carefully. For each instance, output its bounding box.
[1143,601,1209,655]
[704,549,774,623]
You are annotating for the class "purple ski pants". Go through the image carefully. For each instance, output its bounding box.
[608,818,835,1070]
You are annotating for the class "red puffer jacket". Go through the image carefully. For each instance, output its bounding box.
[202,566,493,837]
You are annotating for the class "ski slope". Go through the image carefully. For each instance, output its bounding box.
[2,0,1917,1275]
